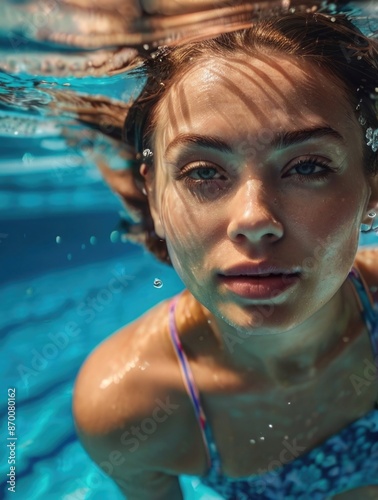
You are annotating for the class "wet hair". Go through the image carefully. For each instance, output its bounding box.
[121,11,378,265]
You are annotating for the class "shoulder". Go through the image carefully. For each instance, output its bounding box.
[354,247,378,285]
[354,247,378,299]
[72,296,189,491]
[73,296,177,436]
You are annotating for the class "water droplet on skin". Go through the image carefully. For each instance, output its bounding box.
[56,236,61,244]
[249,439,256,444]
[153,278,163,288]
[90,236,97,245]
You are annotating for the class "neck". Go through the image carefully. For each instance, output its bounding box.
[197,278,357,385]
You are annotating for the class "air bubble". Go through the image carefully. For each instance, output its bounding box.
[22,153,33,165]
[143,148,153,158]
[56,236,62,244]
[90,236,97,245]
[81,244,86,250]
[153,278,163,288]
[359,115,367,126]
[143,44,149,50]
[249,439,256,444]
[330,17,336,22]
[110,231,119,243]
[67,253,72,261]
[259,436,265,441]
[268,424,273,428]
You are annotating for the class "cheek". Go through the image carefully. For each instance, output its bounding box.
[161,189,202,244]
[159,188,218,277]
[293,189,363,273]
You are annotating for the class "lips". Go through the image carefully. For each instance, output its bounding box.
[218,269,301,300]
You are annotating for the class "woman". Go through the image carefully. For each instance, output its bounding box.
[73,11,378,499]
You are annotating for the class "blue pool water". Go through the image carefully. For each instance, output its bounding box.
[0,1,378,499]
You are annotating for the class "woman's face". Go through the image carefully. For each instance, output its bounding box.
[148,51,372,334]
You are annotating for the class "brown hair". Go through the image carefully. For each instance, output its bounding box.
[120,11,378,265]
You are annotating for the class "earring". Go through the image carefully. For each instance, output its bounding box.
[360,211,378,233]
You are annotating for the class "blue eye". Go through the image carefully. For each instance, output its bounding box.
[189,166,218,180]
[287,157,332,182]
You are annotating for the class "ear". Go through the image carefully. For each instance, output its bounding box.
[139,163,166,239]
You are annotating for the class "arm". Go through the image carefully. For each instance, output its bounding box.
[75,428,183,500]
[72,316,184,500]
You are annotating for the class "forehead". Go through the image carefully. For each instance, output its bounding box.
[154,52,358,148]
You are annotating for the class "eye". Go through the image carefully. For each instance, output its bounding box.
[187,165,219,180]
[176,162,227,184]
[174,161,230,201]
[285,157,333,182]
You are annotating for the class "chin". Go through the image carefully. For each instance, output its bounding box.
[214,300,305,335]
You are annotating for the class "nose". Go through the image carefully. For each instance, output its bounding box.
[227,179,284,244]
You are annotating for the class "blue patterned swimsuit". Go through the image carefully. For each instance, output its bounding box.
[168,266,378,499]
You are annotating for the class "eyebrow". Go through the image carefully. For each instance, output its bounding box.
[164,126,344,158]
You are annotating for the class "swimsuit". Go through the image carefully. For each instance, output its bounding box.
[168,267,378,499]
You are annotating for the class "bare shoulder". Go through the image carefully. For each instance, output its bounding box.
[354,247,378,292]
[73,297,185,497]
[73,297,174,434]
